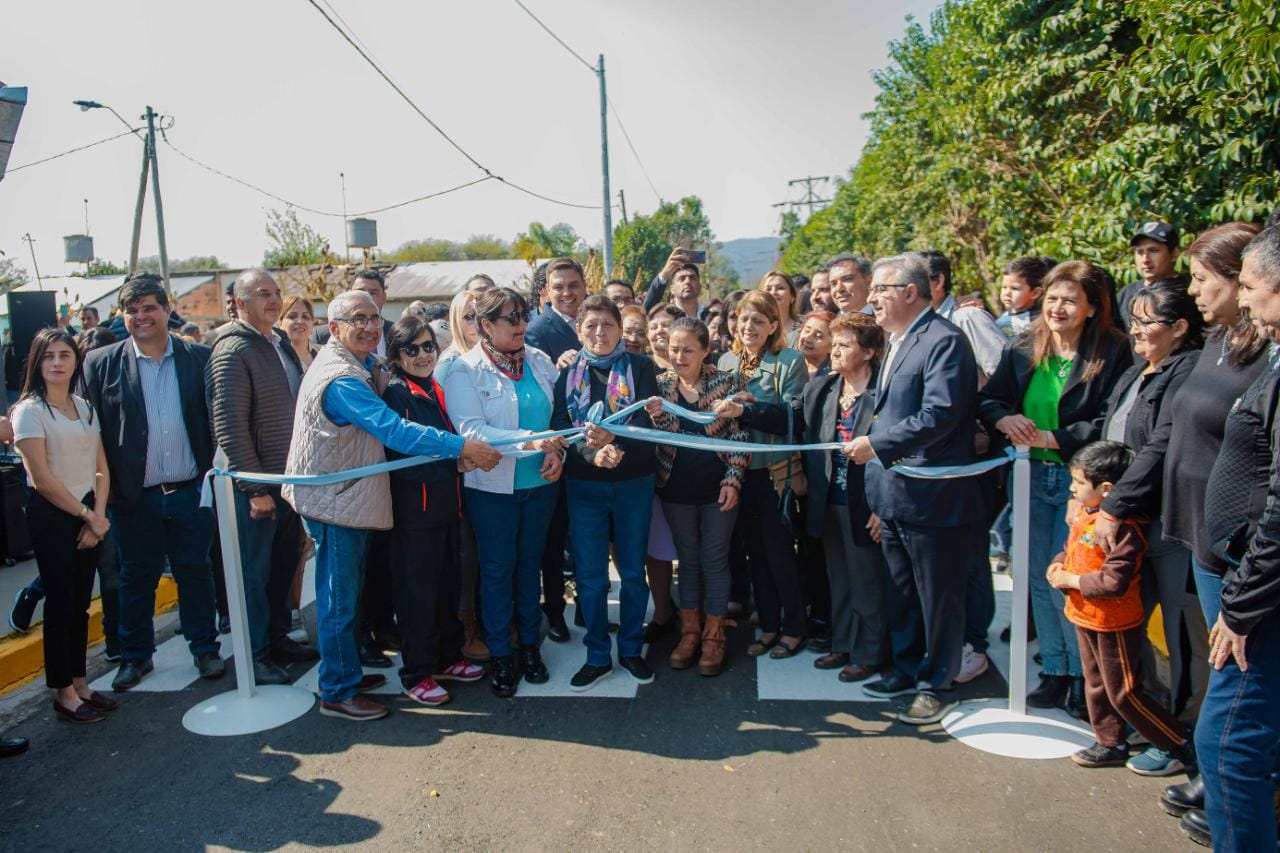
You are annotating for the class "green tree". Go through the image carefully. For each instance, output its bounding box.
[781,0,1280,302]
[74,259,127,277]
[0,255,28,293]
[138,254,223,272]
[513,222,581,264]
[460,234,513,259]
[612,196,729,296]
[263,208,330,267]
[383,234,515,263]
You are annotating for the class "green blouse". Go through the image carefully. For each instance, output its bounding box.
[1021,355,1072,464]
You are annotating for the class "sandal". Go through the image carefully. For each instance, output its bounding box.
[769,636,807,659]
[746,633,779,657]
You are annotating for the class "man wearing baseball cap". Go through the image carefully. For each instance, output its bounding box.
[1117,220,1184,328]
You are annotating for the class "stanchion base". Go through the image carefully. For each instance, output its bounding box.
[182,686,315,736]
[941,698,1094,759]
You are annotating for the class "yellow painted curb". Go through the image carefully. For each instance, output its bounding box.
[0,576,180,695]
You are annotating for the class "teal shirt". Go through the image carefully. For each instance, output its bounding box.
[513,368,553,490]
[1022,355,1071,463]
[717,348,810,470]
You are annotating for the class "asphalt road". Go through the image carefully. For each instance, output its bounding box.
[0,619,1194,852]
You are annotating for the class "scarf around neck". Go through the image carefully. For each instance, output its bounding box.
[481,337,525,380]
[566,343,633,428]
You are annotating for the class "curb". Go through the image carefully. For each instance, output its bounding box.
[0,576,180,695]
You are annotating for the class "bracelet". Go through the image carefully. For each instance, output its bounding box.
[79,506,90,520]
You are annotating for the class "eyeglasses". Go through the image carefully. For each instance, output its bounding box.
[869,283,910,296]
[400,341,438,357]
[1130,315,1175,328]
[334,315,381,328]
[492,309,532,326]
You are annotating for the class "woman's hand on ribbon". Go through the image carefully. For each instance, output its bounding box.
[524,435,569,453]
[844,436,876,465]
[593,444,625,469]
[995,414,1040,446]
[718,484,739,512]
[711,398,744,419]
[584,423,616,449]
[540,449,564,483]
[461,439,503,472]
[643,397,665,419]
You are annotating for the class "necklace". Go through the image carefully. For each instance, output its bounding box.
[1217,333,1229,367]
[839,378,865,409]
[1051,354,1074,379]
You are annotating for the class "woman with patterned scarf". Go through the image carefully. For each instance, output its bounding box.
[550,295,662,693]
[646,317,750,676]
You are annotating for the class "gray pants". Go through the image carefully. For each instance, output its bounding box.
[662,500,739,617]
[822,504,888,667]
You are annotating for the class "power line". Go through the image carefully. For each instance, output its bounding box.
[303,0,606,211]
[511,0,596,72]
[6,128,141,174]
[607,97,662,204]
[161,129,495,217]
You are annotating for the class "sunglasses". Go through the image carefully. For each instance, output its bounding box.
[400,341,438,357]
[463,313,477,323]
[493,309,532,326]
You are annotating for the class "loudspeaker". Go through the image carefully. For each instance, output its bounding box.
[6,290,56,384]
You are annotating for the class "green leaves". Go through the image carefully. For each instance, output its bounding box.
[782,0,1280,300]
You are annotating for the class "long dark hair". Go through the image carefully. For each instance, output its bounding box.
[1189,221,1266,366]
[21,327,91,421]
[1031,261,1126,382]
[385,315,438,375]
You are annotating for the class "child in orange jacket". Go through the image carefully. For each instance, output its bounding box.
[1046,441,1194,773]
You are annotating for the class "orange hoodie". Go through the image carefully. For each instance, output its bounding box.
[1055,508,1148,633]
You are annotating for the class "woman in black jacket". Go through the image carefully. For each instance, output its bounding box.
[382,316,486,707]
[1093,279,1208,760]
[978,261,1132,717]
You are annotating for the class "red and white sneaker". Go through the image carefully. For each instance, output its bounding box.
[435,660,486,683]
[404,677,450,706]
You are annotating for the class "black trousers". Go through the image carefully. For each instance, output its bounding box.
[740,468,806,637]
[795,495,830,623]
[538,480,568,620]
[266,501,302,647]
[360,529,397,641]
[28,493,98,689]
[879,519,973,695]
[390,522,464,687]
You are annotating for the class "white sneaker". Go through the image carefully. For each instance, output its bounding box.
[955,643,989,684]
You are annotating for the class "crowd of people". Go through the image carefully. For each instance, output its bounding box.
[3,213,1280,850]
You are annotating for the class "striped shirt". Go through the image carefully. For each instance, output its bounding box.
[133,336,199,487]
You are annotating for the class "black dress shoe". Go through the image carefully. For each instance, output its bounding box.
[1065,676,1089,720]
[9,585,41,634]
[359,644,393,668]
[196,652,226,679]
[490,655,518,698]
[520,646,549,683]
[111,658,154,692]
[53,699,106,724]
[271,637,320,663]
[252,659,291,685]
[0,736,29,757]
[546,613,571,644]
[864,671,915,697]
[1026,674,1069,708]
[619,655,654,684]
[1179,808,1212,847]
[1162,776,1205,817]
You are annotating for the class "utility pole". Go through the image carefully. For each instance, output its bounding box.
[772,176,834,219]
[618,189,628,227]
[145,107,171,297]
[340,172,350,263]
[128,140,149,272]
[597,54,613,278]
[21,233,41,290]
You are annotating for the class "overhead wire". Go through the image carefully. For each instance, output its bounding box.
[303,0,608,210]
[6,128,142,174]
[509,0,663,204]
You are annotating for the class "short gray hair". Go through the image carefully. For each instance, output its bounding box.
[872,252,932,298]
[1243,225,1280,289]
[328,290,377,322]
[403,299,431,320]
[234,268,276,300]
[827,253,872,277]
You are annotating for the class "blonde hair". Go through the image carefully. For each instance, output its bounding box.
[448,290,479,353]
[757,270,799,323]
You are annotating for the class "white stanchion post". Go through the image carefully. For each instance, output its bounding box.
[182,474,313,736]
[1007,445,1031,716]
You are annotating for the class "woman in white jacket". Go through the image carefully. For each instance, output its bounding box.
[445,287,566,698]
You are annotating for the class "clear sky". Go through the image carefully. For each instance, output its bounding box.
[1,0,939,276]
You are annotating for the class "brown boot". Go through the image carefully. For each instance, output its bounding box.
[698,614,727,677]
[669,608,702,670]
[459,610,489,662]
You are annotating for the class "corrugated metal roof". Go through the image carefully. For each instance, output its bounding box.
[384,259,532,301]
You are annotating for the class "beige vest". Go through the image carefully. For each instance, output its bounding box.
[282,340,393,529]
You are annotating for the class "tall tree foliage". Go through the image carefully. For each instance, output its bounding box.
[782,0,1280,298]
[613,196,739,296]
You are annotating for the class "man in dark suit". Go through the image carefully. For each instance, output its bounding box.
[845,251,987,725]
[83,273,224,691]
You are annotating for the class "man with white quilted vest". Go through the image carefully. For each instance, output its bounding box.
[283,290,501,721]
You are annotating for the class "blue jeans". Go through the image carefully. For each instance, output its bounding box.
[567,475,654,666]
[1196,609,1280,852]
[466,485,557,659]
[303,519,369,703]
[1192,556,1223,627]
[1018,460,1079,677]
[111,483,218,662]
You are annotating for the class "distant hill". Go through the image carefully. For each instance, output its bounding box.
[718,237,780,287]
